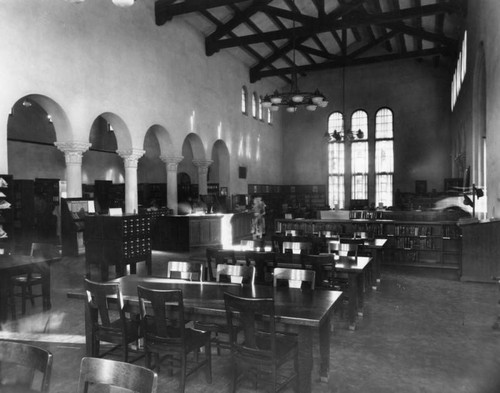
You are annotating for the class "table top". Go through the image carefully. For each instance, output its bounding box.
[361,238,388,248]
[333,255,372,272]
[113,275,342,328]
[0,254,60,270]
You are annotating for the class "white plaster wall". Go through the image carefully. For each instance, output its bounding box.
[451,1,500,218]
[281,58,452,195]
[0,0,283,195]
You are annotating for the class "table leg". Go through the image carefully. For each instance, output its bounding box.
[41,263,51,311]
[357,271,365,318]
[0,276,10,324]
[348,272,358,330]
[297,325,313,393]
[319,314,331,382]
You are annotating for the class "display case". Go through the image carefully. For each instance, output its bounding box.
[61,198,96,256]
[84,214,152,281]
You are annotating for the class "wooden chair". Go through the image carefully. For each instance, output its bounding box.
[84,278,142,362]
[194,264,255,354]
[303,254,336,289]
[205,247,236,281]
[223,292,298,393]
[244,251,276,284]
[273,267,316,290]
[215,263,255,284]
[0,340,53,393]
[137,286,212,393]
[10,242,59,316]
[77,356,158,393]
[166,261,203,281]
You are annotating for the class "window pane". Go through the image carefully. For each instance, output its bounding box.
[267,108,272,124]
[241,87,247,113]
[376,174,393,207]
[376,108,393,139]
[252,93,257,118]
[329,175,345,209]
[351,174,368,200]
[328,142,344,174]
[258,97,263,120]
[351,141,368,174]
[376,140,394,173]
[328,141,344,209]
[328,112,343,134]
[351,110,368,139]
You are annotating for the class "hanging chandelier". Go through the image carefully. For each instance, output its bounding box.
[324,64,364,142]
[262,3,328,113]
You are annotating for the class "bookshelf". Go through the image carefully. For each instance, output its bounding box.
[0,174,14,255]
[275,210,463,278]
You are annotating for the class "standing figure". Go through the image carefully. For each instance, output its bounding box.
[251,197,266,239]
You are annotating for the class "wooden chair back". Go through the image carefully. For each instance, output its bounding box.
[216,263,255,284]
[303,254,335,288]
[282,241,312,255]
[273,267,316,290]
[224,292,277,357]
[77,356,157,393]
[166,261,204,281]
[0,340,53,393]
[137,286,186,346]
[328,240,360,259]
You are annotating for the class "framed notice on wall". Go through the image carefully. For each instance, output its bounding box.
[415,180,427,195]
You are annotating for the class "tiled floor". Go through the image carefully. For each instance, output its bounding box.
[2,251,500,393]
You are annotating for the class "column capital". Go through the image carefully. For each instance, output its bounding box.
[192,159,213,169]
[160,155,184,171]
[55,141,91,165]
[117,149,145,168]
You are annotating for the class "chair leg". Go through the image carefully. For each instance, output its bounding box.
[28,285,35,306]
[205,341,212,384]
[180,355,187,393]
[21,285,27,315]
[231,362,238,393]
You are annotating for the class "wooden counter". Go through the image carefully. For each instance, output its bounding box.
[460,219,500,283]
[152,214,223,251]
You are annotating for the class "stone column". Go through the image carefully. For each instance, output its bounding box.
[160,155,183,215]
[192,159,213,196]
[55,141,91,197]
[117,149,145,214]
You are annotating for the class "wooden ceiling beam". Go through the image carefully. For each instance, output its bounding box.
[156,0,249,25]
[205,0,272,55]
[200,8,291,84]
[249,0,366,81]
[255,47,450,78]
[210,3,459,52]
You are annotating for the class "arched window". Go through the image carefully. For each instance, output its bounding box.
[252,92,258,118]
[351,110,369,201]
[267,108,272,124]
[258,96,263,121]
[328,112,345,209]
[241,86,248,115]
[375,108,394,207]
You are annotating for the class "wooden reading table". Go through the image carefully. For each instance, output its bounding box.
[85,275,342,393]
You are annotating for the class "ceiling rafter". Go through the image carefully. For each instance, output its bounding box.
[256,46,450,79]
[200,8,291,85]
[154,0,466,82]
[208,3,459,53]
